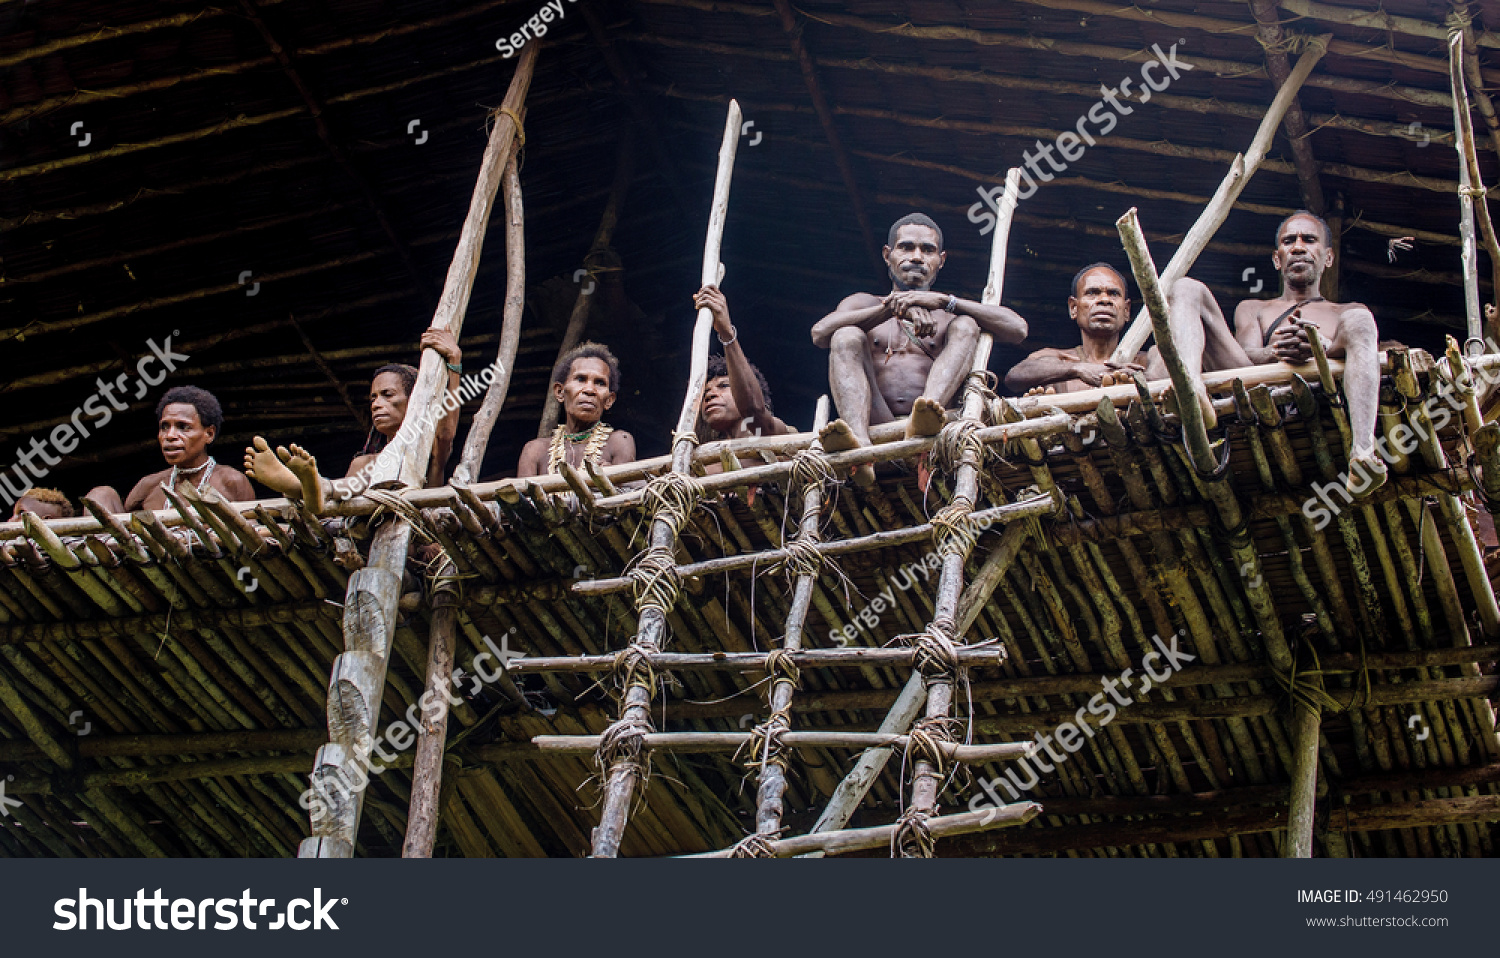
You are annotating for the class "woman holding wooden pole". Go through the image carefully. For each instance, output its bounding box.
[587,100,743,858]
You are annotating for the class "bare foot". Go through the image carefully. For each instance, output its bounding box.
[1023,385,1056,397]
[905,397,946,439]
[1160,382,1217,430]
[1347,448,1388,498]
[281,443,325,513]
[819,419,875,487]
[244,436,303,498]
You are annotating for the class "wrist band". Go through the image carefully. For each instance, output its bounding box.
[445,362,463,374]
[717,324,738,346]
[945,295,960,314]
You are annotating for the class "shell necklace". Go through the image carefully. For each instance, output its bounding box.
[548,423,612,474]
[169,457,216,495]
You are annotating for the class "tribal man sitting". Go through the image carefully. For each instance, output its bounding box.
[811,212,1027,485]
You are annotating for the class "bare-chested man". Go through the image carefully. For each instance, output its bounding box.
[85,386,253,513]
[517,343,636,477]
[1005,263,1146,395]
[812,212,1028,484]
[1152,210,1383,491]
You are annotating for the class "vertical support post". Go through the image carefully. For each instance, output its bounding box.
[590,100,743,859]
[402,571,460,857]
[742,397,831,850]
[893,169,1020,858]
[1286,701,1321,858]
[298,45,539,858]
[1448,30,1499,345]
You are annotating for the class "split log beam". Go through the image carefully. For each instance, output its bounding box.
[769,0,881,272]
[299,45,539,860]
[1248,0,1326,215]
[1285,701,1321,857]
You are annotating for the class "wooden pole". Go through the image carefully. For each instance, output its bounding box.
[298,43,539,859]
[589,99,742,858]
[685,802,1041,858]
[1451,34,1486,346]
[1111,38,1328,363]
[454,148,527,483]
[1449,31,1500,343]
[536,134,637,437]
[1115,207,1217,472]
[894,168,1021,857]
[746,397,830,845]
[1285,700,1321,857]
[402,572,460,857]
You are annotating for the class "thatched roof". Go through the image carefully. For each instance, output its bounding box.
[7,0,1500,490]
[2,0,1499,857]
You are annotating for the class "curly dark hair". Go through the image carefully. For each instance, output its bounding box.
[155,385,224,434]
[705,353,773,414]
[552,342,621,393]
[888,212,943,250]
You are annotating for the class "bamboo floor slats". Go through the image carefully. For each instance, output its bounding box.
[0,356,1497,857]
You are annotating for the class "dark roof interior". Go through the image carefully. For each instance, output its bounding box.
[4,0,1500,498]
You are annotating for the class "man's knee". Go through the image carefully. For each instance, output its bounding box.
[1167,276,1208,305]
[1339,308,1378,348]
[830,325,867,355]
[947,314,979,346]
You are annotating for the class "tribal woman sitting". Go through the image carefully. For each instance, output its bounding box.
[518,343,636,478]
[243,328,465,512]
